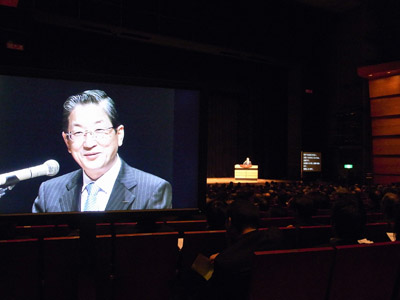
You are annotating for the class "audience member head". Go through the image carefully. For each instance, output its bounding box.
[276,191,289,207]
[268,193,289,218]
[331,193,366,244]
[255,194,270,212]
[381,192,400,222]
[306,190,330,209]
[369,188,382,212]
[226,199,260,238]
[292,195,316,221]
[205,199,228,230]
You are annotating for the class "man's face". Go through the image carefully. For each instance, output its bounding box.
[62,103,124,180]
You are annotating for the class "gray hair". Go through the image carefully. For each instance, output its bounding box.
[62,90,121,132]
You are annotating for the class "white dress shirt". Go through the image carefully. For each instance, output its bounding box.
[80,155,122,211]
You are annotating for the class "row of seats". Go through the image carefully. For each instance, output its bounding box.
[250,241,400,300]
[0,222,395,300]
[0,230,227,300]
[269,222,393,249]
[6,212,384,239]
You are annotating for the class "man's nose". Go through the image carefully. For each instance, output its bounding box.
[83,132,97,147]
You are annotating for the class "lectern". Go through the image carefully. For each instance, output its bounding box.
[234,164,258,180]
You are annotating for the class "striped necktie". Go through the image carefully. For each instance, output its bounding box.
[84,182,100,211]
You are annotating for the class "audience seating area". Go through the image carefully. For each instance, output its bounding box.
[1,211,399,300]
[250,241,400,300]
[4,212,385,238]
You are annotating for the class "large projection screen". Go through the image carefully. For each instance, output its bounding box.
[0,74,203,214]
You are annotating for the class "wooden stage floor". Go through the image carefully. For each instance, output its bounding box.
[206,177,288,185]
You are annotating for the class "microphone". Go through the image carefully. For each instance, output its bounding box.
[0,160,60,187]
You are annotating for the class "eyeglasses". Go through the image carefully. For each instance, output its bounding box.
[66,127,115,143]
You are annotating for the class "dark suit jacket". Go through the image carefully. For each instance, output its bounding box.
[207,229,284,300]
[32,160,172,212]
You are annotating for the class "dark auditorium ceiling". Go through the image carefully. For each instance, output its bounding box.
[1,0,399,66]
[294,0,363,13]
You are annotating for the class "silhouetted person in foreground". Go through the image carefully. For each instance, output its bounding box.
[289,195,317,227]
[172,200,228,300]
[207,199,283,300]
[205,199,228,230]
[330,193,367,246]
[380,192,400,242]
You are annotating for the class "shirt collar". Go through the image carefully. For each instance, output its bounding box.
[82,155,122,194]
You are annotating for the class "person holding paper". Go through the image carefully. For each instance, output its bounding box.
[207,199,283,300]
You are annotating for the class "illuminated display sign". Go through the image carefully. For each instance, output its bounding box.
[301,152,322,172]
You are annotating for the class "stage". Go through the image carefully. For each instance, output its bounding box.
[206,177,288,185]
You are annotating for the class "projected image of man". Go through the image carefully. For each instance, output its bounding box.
[32,90,172,212]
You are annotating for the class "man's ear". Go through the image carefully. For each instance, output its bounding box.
[116,125,125,147]
[62,132,72,153]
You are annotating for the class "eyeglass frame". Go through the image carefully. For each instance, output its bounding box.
[65,126,116,142]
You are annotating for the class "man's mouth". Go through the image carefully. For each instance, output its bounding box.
[84,152,101,159]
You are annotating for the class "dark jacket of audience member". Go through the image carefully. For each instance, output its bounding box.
[380,192,400,242]
[394,207,400,242]
[330,193,367,246]
[381,192,400,222]
[207,199,283,300]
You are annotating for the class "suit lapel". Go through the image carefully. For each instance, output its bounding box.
[105,161,137,211]
[59,170,82,212]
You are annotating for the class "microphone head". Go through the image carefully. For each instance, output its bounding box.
[45,160,60,176]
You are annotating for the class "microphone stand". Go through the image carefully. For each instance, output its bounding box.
[0,185,15,198]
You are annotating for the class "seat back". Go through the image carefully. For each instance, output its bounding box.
[166,220,208,232]
[365,222,391,243]
[328,241,400,300]
[260,217,295,228]
[268,227,297,249]
[42,236,81,300]
[312,215,331,225]
[250,247,335,300]
[0,238,41,300]
[113,232,180,300]
[298,225,332,248]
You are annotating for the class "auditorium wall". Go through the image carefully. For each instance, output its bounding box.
[359,62,400,184]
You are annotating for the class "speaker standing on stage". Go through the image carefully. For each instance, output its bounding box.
[243,157,252,166]
[32,90,172,212]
